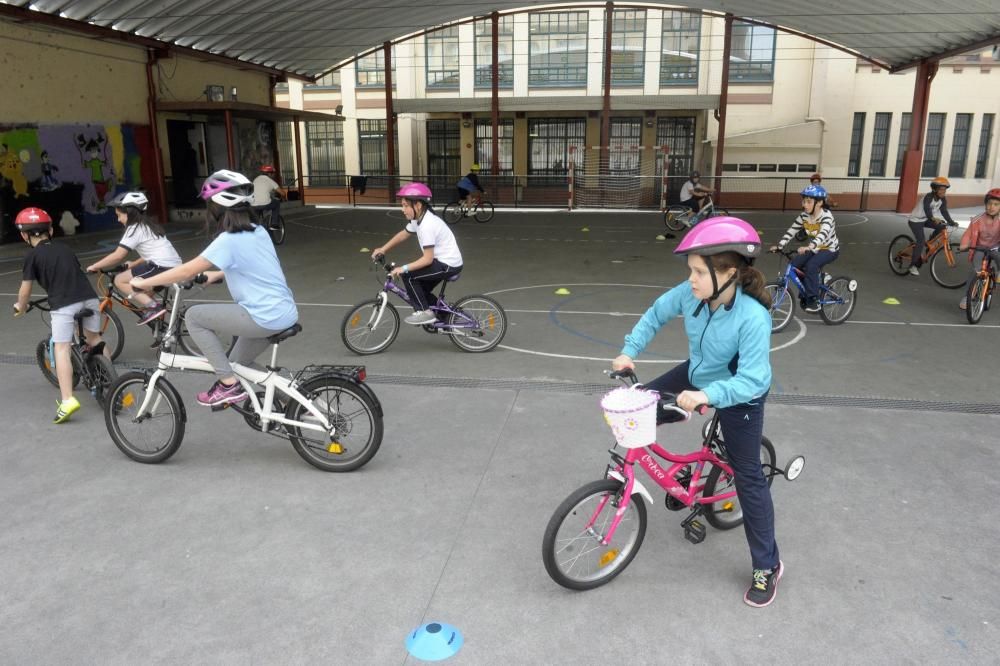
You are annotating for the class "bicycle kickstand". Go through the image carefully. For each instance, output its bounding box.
[681,505,707,544]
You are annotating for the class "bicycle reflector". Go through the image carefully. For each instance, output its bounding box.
[599,549,619,568]
[327,441,344,454]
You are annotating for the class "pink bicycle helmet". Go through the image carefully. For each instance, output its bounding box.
[674,216,762,260]
[200,169,253,207]
[396,182,433,202]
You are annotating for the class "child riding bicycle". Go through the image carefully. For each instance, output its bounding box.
[371,182,463,326]
[957,188,1000,310]
[907,176,958,276]
[611,216,784,608]
[252,165,285,224]
[770,184,840,313]
[456,164,485,211]
[13,207,107,423]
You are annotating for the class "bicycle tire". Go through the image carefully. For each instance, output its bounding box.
[887,234,914,276]
[819,276,857,325]
[269,214,286,245]
[284,374,383,472]
[702,436,776,531]
[176,312,237,357]
[542,479,647,591]
[35,337,79,389]
[442,203,463,225]
[105,372,186,464]
[474,201,494,223]
[664,205,689,232]
[99,308,125,361]
[764,282,794,333]
[966,278,986,324]
[929,243,967,289]
[85,353,117,406]
[447,295,507,352]
[341,299,400,354]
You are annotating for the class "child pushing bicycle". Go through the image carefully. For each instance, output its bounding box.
[611,216,785,608]
[13,207,107,423]
[957,188,1000,311]
[770,184,840,313]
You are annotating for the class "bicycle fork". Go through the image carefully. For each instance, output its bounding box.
[368,292,389,330]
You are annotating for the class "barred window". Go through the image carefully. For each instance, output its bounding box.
[921,113,946,177]
[948,113,972,178]
[895,112,912,178]
[528,117,586,182]
[305,120,344,185]
[475,119,514,175]
[475,16,514,88]
[358,119,399,178]
[975,114,995,179]
[660,11,699,85]
[848,112,865,177]
[529,12,589,87]
[868,113,891,177]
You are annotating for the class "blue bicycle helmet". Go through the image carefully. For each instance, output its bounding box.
[801,184,827,200]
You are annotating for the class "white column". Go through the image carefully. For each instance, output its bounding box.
[398,115,417,177]
[396,41,416,99]
[513,13,530,97]
[586,7,605,97]
[643,10,663,95]
[459,22,475,97]
[341,62,360,176]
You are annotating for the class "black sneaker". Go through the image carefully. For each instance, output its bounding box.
[744,560,783,607]
[803,299,821,313]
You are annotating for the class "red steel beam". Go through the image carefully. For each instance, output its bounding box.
[713,14,734,205]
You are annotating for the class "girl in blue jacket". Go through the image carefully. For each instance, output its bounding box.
[612,216,782,608]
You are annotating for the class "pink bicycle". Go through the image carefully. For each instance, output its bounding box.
[542,370,804,590]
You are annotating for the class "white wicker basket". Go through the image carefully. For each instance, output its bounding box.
[600,386,659,449]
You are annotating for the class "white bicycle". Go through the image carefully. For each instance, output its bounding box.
[104,278,383,472]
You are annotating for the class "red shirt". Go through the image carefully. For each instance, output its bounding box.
[960,213,1000,255]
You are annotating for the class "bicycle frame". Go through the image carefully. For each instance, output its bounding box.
[367,264,481,335]
[773,254,843,306]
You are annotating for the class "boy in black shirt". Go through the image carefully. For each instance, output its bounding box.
[13,207,106,423]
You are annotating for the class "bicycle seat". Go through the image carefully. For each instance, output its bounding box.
[267,323,302,344]
[75,308,95,321]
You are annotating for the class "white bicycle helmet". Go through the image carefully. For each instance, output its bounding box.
[108,191,149,211]
[200,169,253,207]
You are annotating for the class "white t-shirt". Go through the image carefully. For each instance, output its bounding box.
[679,180,704,203]
[252,175,281,206]
[119,224,182,267]
[405,211,463,268]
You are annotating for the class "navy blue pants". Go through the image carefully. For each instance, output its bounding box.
[402,260,462,311]
[907,220,946,268]
[791,249,839,301]
[645,361,779,571]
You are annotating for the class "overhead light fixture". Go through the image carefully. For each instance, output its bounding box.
[230,86,238,101]
[204,85,225,102]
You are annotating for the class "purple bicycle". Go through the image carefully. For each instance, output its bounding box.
[340,254,507,354]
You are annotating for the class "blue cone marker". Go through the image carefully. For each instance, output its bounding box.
[405,621,464,661]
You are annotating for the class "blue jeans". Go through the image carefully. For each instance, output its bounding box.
[645,361,779,571]
[791,249,839,301]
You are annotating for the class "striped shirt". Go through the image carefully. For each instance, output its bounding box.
[777,210,840,252]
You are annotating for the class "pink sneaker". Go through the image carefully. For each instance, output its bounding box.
[196,380,247,407]
[137,305,167,326]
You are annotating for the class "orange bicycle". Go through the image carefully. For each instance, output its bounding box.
[963,246,998,324]
[887,222,965,288]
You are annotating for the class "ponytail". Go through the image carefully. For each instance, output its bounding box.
[708,252,771,310]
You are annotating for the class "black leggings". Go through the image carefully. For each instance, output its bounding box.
[908,220,946,267]
[402,260,462,311]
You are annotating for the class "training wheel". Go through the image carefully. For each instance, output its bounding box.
[784,455,805,481]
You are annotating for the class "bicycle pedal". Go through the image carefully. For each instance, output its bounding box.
[210,403,230,412]
[684,520,707,544]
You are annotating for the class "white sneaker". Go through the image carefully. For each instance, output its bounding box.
[959,297,967,310]
[908,266,920,276]
[405,310,437,325]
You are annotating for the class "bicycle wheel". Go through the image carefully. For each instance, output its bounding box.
[99,308,125,361]
[702,436,776,531]
[442,203,463,225]
[929,243,967,289]
[474,201,494,223]
[887,234,914,276]
[448,295,507,352]
[285,374,383,472]
[35,337,79,389]
[819,276,858,325]
[269,214,286,246]
[105,372,186,464]
[966,278,986,324]
[764,282,794,333]
[176,313,237,357]
[341,299,400,354]
[85,354,117,406]
[709,207,730,218]
[664,205,689,232]
[542,479,647,591]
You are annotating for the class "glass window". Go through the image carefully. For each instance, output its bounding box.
[529,11,589,87]
[730,22,776,82]
[921,113,946,177]
[475,119,514,175]
[276,122,295,185]
[895,112,912,178]
[426,26,460,88]
[606,118,643,174]
[609,9,645,86]
[848,112,865,177]
[948,113,973,178]
[475,16,514,88]
[305,120,344,185]
[868,113,892,177]
[307,71,341,89]
[358,119,399,178]
[975,114,995,179]
[528,117,586,182]
[356,48,396,88]
[660,11,700,86]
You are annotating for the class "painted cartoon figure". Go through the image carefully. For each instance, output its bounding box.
[40,150,61,191]
[76,133,114,209]
[0,143,29,198]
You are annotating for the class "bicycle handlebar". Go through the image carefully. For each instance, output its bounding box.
[99,264,130,276]
[13,297,50,316]
[606,368,709,415]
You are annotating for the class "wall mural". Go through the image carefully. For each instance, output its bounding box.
[0,123,155,244]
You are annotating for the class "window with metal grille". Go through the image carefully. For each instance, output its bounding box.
[474,119,514,175]
[426,120,461,198]
[276,122,295,185]
[356,48,395,87]
[475,16,514,88]
[608,118,642,174]
[730,22,775,82]
[529,11,589,87]
[305,120,344,185]
[660,11,699,85]
[655,116,695,202]
[975,114,995,178]
[527,117,586,183]
[426,27,460,88]
[848,112,865,177]
[307,71,341,89]
[868,112,891,177]
[358,119,399,178]
[895,112,912,177]
[609,9,645,86]
[947,113,972,178]
[921,113,946,177]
